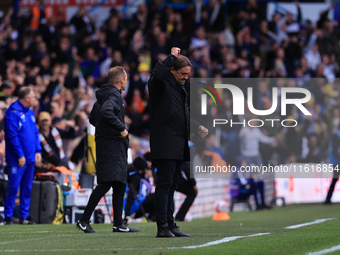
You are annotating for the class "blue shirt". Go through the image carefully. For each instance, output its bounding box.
[4,100,41,164]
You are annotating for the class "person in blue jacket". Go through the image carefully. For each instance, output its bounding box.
[3,87,42,225]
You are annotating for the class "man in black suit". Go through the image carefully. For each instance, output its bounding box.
[148,47,208,238]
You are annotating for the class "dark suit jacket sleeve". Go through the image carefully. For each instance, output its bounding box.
[149,54,177,90]
[99,97,125,132]
[185,102,201,133]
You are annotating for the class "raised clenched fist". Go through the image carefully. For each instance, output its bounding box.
[171,47,181,57]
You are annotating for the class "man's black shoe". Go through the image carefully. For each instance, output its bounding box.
[113,224,140,232]
[169,224,191,237]
[156,223,175,238]
[324,200,332,205]
[76,220,97,233]
[20,217,36,225]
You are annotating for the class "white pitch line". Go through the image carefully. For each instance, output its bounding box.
[0,218,337,253]
[306,245,340,255]
[178,233,270,249]
[285,218,336,229]
[0,233,271,252]
[0,237,50,246]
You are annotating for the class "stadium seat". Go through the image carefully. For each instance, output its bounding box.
[230,197,252,212]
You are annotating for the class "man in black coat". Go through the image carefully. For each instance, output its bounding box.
[76,66,139,233]
[148,47,208,238]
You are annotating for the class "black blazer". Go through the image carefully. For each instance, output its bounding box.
[148,54,199,161]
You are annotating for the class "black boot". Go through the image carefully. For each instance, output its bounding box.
[156,223,175,238]
[169,223,191,237]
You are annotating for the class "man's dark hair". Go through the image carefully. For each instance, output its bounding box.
[18,87,32,100]
[172,55,192,70]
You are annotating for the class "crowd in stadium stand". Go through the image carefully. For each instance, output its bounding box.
[0,0,338,179]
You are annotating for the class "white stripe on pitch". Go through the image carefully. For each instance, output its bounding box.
[285,218,336,229]
[307,245,340,255]
[179,233,270,249]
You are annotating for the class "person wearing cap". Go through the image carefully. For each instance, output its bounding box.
[52,114,86,160]
[38,111,76,166]
[3,87,42,225]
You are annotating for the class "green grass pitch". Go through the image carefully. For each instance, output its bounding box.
[1,203,339,255]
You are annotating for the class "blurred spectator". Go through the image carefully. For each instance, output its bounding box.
[105,16,120,51]
[282,124,305,162]
[53,111,86,161]
[220,96,241,162]
[38,111,76,167]
[305,34,321,71]
[191,26,209,57]
[30,0,52,31]
[273,48,287,77]
[123,157,149,222]
[230,156,270,210]
[42,154,79,188]
[126,102,144,137]
[129,137,142,160]
[70,7,95,41]
[200,133,227,167]
[80,47,107,79]
[238,116,277,166]
[304,133,322,163]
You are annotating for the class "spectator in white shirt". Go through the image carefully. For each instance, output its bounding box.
[190,26,210,57]
[322,54,338,84]
[238,117,277,166]
[304,32,322,71]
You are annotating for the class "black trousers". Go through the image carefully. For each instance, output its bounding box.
[154,159,183,228]
[175,179,196,221]
[135,193,156,221]
[326,169,340,202]
[80,181,126,226]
